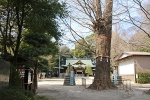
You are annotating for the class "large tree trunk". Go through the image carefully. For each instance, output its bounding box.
[88,0,115,90]
[33,59,38,93]
[9,0,25,86]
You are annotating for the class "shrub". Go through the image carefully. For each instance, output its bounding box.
[85,65,93,76]
[35,95,49,100]
[0,86,35,100]
[0,86,50,100]
[137,72,150,84]
[0,89,28,100]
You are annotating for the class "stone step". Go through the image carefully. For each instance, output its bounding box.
[63,75,76,86]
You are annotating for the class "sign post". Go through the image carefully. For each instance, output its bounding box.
[113,69,118,85]
[70,71,75,85]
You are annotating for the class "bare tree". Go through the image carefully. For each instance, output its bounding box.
[129,30,150,51]
[111,25,130,67]
[118,0,150,37]
[115,0,150,50]
[64,0,116,89]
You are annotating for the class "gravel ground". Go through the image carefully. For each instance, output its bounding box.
[37,77,150,100]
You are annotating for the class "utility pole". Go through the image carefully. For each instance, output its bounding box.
[58,42,62,78]
[59,52,60,77]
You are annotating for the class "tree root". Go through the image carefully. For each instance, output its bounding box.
[144,89,150,95]
[87,81,117,90]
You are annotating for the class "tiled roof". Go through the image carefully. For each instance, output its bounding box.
[117,52,150,61]
[62,58,95,67]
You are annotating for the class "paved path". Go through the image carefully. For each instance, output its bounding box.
[37,77,150,100]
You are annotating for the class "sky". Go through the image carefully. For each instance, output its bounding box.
[59,0,149,50]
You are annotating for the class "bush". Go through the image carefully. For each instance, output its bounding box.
[0,86,50,100]
[85,65,93,76]
[0,89,28,100]
[0,86,35,100]
[35,96,49,100]
[137,72,150,84]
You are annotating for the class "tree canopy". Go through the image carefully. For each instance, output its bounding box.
[0,0,67,87]
[0,0,67,60]
[70,33,95,58]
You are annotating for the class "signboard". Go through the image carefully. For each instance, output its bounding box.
[70,71,74,77]
[70,71,75,85]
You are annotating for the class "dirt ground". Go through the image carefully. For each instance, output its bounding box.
[37,77,150,100]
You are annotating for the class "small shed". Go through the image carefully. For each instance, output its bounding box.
[9,56,34,90]
[19,66,33,90]
[117,52,150,82]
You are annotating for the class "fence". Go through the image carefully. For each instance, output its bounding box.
[81,78,133,93]
[122,79,133,93]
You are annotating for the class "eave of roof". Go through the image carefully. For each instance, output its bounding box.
[125,52,150,56]
[116,52,150,62]
[116,55,133,62]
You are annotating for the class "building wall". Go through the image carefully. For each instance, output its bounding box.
[118,58,135,82]
[0,60,10,89]
[134,56,150,72]
[118,58,135,75]
[120,74,135,82]
[0,74,9,89]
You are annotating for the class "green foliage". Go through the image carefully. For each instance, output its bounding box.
[70,49,86,58]
[20,32,58,57]
[19,31,58,72]
[25,0,67,40]
[48,55,57,70]
[35,96,49,100]
[0,86,49,100]
[0,0,67,58]
[0,87,35,100]
[38,57,49,72]
[0,0,67,88]
[137,72,150,84]
[85,65,93,75]
[70,33,95,58]
[139,48,150,52]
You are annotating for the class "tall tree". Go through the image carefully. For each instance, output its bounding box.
[121,0,150,37]
[20,31,58,92]
[0,0,66,61]
[0,0,66,86]
[60,45,71,57]
[91,0,115,89]
[129,30,150,52]
[111,25,131,67]
[65,0,115,89]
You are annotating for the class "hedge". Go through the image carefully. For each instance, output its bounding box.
[0,86,49,100]
[137,72,150,84]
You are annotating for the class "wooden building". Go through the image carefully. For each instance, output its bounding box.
[117,52,150,82]
[9,56,34,90]
[60,58,95,77]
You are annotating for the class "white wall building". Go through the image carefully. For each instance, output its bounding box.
[117,52,150,82]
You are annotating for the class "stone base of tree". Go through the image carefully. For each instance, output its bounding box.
[144,89,150,95]
[88,79,117,90]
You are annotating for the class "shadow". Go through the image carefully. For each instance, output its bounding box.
[39,79,64,82]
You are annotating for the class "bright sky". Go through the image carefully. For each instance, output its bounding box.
[59,0,149,49]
